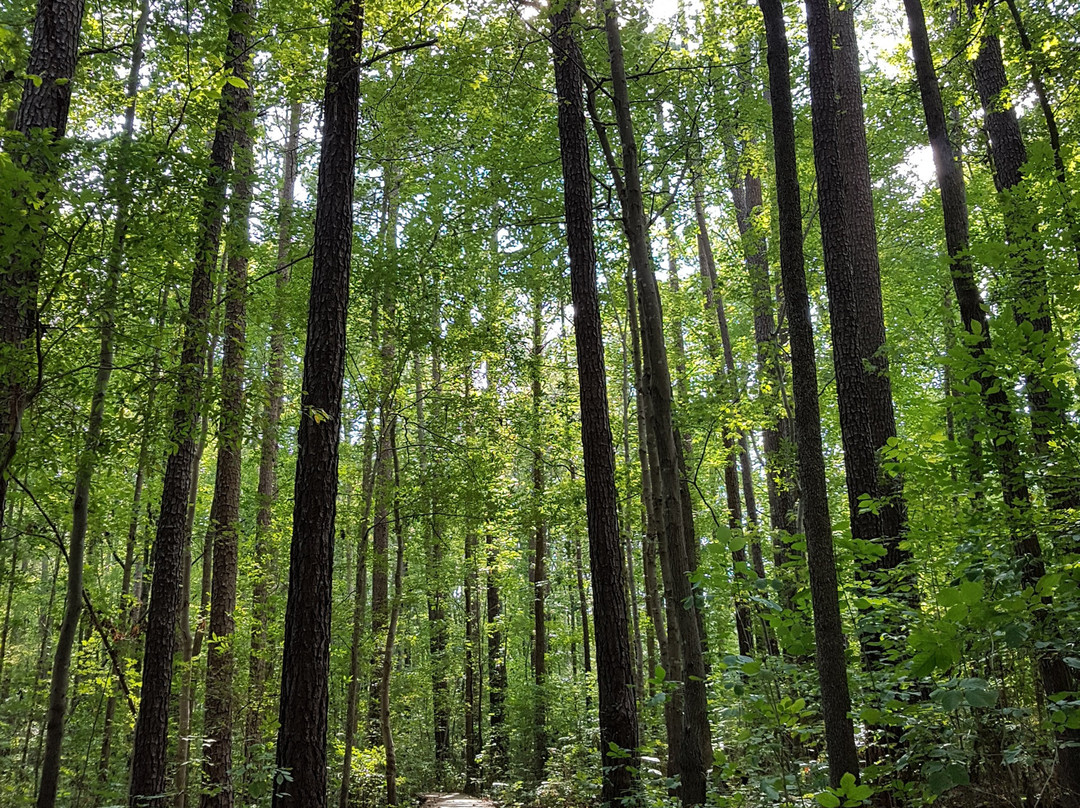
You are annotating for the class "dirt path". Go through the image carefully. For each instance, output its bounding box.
[418,793,496,808]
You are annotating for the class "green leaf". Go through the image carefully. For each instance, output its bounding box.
[225,74,249,88]
[815,792,841,808]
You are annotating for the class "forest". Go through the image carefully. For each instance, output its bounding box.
[1,0,1079,805]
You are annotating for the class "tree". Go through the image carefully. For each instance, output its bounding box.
[548,1,640,800]
[128,2,254,801]
[273,0,363,802]
[758,0,860,785]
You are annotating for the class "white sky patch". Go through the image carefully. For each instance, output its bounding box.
[650,0,682,17]
[899,144,937,193]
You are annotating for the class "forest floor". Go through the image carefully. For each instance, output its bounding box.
[419,793,498,808]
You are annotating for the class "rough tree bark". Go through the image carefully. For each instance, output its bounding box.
[549,5,641,799]
[272,0,362,801]
[199,67,255,808]
[128,1,253,802]
[596,1,708,802]
[759,0,860,785]
[0,0,87,524]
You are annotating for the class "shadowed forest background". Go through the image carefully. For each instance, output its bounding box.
[1,0,1080,806]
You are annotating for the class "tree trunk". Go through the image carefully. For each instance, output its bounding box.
[35,1,148,802]
[272,0,363,801]
[627,270,679,779]
[424,317,451,773]
[968,0,1076,510]
[758,0,861,785]
[464,382,481,794]
[596,6,708,803]
[128,3,253,802]
[0,0,87,523]
[198,66,255,808]
[530,295,548,782]
[381,427,405,807]
[248,99,301,767]
[339,400,376,808]
[549,11,641,799]
[486,524,507,779]
[805,0,911,672]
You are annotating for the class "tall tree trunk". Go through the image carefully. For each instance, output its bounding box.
[834,7,911,581]
[548,12,644,790]
[968,0,1076,509]
[805,0,911,669]
[381,427,405,806]
[247,99,301,766]
[627,271,679,777]
[424,315,451,773]
[0,0,87,523]
[903,0,1035,523]
[339,400,376,808]
[36,1,148,802]
[367,170,400,740]
[464,377,481,794]
[174,303,221,808]
[272,0,363,801]
[758,0,860,785]
[486,523,507,779]
[129,2,253,802]
[199,68,255,808]
[595,6,708,803]
[530,296,548,782]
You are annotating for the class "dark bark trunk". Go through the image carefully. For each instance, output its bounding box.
[381,428,405,806]
[486,526,507,779]
[627,270,680,779]
[0,0,87,521]
[128,3,252,802]
[339,402,376,808]
[272,0,363,802]
[464,448,480,793]
[758,0,861,785]
[530,296,548,781]
[805,0,912,675]
[968,0,1076,510]
[199,68,255,808]
[903,0,1034,523]
[596,4,708,802]
[549,8,641,799]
